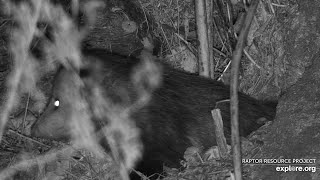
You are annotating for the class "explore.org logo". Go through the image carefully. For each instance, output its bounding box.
[242,158,317,173]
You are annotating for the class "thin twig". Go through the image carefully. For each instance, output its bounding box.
[243,49,262,69]
[176,0,181,47]
[206,0,214,79]
[7,129,51,148]
[271,3,287,7]
[0,20,9,29]
[212,17,229,54]
[230,1,259,180]
[159,24,171,51]
[213,47,227,58]
[137,0,150,34]
[217,59,231,81]
[174,33,197,56]
[22,92,31,133]
[267,0,275,14]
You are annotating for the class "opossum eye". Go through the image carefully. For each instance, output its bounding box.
[53,99,60,109]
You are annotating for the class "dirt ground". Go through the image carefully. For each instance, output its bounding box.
[246,0,320,179]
